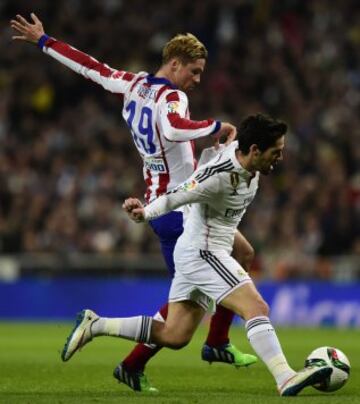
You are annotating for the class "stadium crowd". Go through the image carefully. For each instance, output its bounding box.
[0,0,359,279]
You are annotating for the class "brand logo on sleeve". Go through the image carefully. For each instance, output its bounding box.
[177,179,198,192]
[167,101,180,114]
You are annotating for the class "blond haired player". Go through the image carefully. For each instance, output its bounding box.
[11,13,257,392]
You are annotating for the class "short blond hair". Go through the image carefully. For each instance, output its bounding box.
[162,33,208,65]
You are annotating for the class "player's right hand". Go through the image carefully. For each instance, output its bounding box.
[122,198,145,222]
[213,122,237,149]
[10,13,45,44]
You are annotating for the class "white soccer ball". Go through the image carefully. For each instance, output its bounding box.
[305,346,350,392]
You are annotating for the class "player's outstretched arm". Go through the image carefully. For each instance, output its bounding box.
[11,13,44,43]
[11,13,134,95]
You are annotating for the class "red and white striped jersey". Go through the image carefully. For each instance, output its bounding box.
[39,36,220,203]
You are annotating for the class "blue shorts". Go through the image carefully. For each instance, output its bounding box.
[149,210,184,277]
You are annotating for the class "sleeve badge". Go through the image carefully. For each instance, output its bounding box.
[167,101,180,114]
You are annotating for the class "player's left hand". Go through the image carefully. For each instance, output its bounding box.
[123,198,145,222]
[10,13,45,44]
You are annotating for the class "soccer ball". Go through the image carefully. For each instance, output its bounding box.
[305,346,350,392]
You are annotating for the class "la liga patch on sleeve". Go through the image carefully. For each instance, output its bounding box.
[167,101,180,114]
[177,179,198,192]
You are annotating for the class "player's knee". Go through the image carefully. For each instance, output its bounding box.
[243,296,269,319]
[166,335,190,350]
[170,340,189,350]
[255,297,269,316]
[159,324,192,349]
[168,329,191,349]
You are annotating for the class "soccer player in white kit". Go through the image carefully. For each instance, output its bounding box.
[11,13,257,392]
[61,114,332,396]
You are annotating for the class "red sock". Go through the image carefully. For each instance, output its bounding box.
[205,305,235,347]
[122,303,169,372]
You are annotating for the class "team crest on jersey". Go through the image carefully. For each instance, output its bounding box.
[230,172,240,195]
[167,101,179,114]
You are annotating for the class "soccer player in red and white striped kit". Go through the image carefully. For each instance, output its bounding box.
[11,13,257,392]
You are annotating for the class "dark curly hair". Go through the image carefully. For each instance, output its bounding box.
[237,114,287,154]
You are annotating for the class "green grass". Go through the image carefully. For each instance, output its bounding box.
[0,322,359,403]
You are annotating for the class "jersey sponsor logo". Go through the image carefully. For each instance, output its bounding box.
[144,157,167,173]
[167,101,180,114]
[224,193,256,218]
[224,208,244,218]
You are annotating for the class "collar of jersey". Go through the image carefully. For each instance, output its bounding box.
[230,146,254,180]
[146,74,178,89]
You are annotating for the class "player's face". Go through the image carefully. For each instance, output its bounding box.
[174,58,206,91]
[256,136,285,175]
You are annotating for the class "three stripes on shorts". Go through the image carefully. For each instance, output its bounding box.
[200,250,239,287]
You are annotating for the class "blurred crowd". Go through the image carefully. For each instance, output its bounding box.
[0,0,359,279]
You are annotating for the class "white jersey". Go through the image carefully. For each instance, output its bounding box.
[40,36,220,203]
[144,142,260,253]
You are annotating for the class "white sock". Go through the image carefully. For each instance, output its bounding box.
[91,316,153,343]
[245,316,296,387]
[144,310,165,349]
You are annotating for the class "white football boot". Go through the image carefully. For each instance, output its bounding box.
[279,365,332,396]
[61,309,99,362]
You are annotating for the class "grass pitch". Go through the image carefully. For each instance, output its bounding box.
[0,322,359,403]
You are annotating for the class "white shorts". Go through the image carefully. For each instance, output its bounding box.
[169,244,252,311]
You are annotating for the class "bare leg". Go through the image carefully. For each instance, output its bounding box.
[151,301,205,349]
[91,301,205,349]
